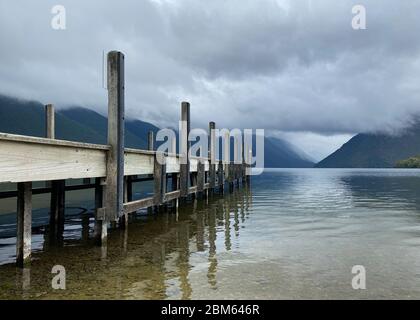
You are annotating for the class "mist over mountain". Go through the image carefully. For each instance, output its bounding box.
[0,94,313,168]
[316,122,420,168]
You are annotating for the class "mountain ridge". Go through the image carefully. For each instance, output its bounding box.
[316,122,420,168]
[0,94,313,168]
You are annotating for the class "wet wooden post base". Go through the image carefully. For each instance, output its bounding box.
[16,182,32,267]
[106,51,125,232]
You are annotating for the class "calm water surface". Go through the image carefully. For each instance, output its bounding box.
[1,169,420,299]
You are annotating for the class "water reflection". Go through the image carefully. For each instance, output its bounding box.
[2,169,420,299]
[0,186,252,299]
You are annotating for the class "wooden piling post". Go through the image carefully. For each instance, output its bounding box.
[241,135,246,183]
[94,178,107,244]
[234,134,240,187]
[218,159,224,193]
[50,180,65,235]
[209,122,216,191]
[105,51,125,223]
[246,148,252,184]
[45,104,55,139]
[197,161,205,198]
[16,182,32,267]
[154,152,166,207]
[223,131,234,192]
[45,104,66,239]
[148,131,154,151]
[179,102,190,198]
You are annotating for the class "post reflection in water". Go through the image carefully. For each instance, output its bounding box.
[0,185,252,299]
[4,169,420,299]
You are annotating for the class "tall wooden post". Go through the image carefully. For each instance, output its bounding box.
[209,122,216,191]
[45,104,66,242]
[154,152,167,209]
[105,51,125,223]
[148,131,154,151]
[179,102,190,198]
[16,182,32,267]
[223,131,233,192]
[45,104,55,139]
[241,134,246,183]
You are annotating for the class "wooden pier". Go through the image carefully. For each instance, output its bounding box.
[0,51,251,267]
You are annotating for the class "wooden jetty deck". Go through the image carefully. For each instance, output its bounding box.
[0,51,251,267]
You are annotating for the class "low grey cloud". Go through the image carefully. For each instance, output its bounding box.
[0,0,420,158]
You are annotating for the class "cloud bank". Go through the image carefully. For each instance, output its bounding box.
[1,0,420,159]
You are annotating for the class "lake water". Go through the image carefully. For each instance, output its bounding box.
[1,168,420,299]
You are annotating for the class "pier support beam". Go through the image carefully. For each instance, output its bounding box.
[171,173,179,210]
[179,102,190,199]
[16,182,32,267]
[218,159,224,193]
[49,179,65,240]
[197,161,205,198]
[45,104,65,242]
[105,51,125,224]
[94,177,107,243]
[154,152,167,211]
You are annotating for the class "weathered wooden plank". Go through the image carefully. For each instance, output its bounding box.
[125,152,154,175]
[0,132,217,184]
[0,139,107,183]
[16,182,32,267]
[105,51,125,221]
[165,190,181,202]
[123,197,155,214]
[166,154,179,174]
[0,138,212,183]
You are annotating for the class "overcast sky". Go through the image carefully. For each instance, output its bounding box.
[1,0,420,160]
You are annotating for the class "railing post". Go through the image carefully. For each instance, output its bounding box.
[209,122,216,191]
[16,182,32,267]
[148,131,154,151]
[45,104,55,139]
[105,51,125,223]
[179,102,190,198]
